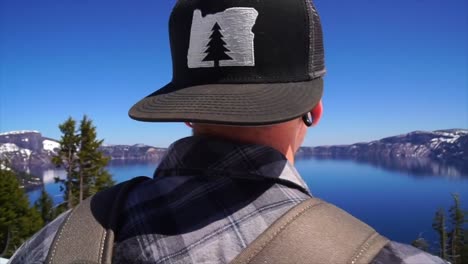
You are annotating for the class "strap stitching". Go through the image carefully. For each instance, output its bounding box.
[98,230,107,264]
[349,233,380,264]
[243,200,322,263]
[47,209,77,264]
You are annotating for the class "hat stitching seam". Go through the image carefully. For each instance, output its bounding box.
[303,0,313,79]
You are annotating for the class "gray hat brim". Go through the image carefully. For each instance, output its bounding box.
[129,78,323,126]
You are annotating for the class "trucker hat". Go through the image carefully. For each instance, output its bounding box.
[129,0,325,126]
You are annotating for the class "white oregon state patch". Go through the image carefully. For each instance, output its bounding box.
[187,7,259,68]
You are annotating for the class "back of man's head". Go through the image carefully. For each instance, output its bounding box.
[128,0,326,157]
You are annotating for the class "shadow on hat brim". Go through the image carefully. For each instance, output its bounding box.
[129,78,323,126]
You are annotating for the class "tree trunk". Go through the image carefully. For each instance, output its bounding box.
[451,231,458,264]
[79,171,83,202]
[67,178,72,209]
[0,226,11,257]
[67,150,73,209]
[441,215,448,260]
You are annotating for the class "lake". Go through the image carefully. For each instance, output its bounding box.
[27,158,468,249]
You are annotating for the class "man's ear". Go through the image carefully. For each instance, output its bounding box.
[311,100,323,126]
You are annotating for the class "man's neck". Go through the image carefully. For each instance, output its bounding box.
[193,124,300,165]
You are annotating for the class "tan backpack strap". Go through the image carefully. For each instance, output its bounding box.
[231,198,389,264]
[45,176,150,264]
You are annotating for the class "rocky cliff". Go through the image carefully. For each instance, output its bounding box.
[0,131,59,172]
[1,129,466,177]
[297,129,468,176]
[100,144,166,161]
[0,131,166,173]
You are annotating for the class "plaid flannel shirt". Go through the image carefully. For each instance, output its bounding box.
[9,136,447,264]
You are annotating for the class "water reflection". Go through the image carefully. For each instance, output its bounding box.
[42,169,66,184]
[296,154,468,178]
[108,159,160,167]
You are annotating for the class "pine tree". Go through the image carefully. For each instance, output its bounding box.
[0,169,43,258]
[52,117,80,209]
[433,207,449,260]
[203,22,232,67]
[34,187,55,224]
[77,115,114,199]
[53,116,114,207]
[90,169,114,196]
[462,230,468,264]
[448,193,466,264]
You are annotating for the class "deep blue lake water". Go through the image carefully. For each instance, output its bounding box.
[27,158,468,249]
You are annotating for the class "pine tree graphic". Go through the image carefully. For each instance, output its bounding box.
[203,22,233,67]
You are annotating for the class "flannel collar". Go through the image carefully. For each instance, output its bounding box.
[154,136,310,195]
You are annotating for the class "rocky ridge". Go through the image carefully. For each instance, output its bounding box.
[1,129,466,177]
[297,129,468,176]
[0,131,166,173]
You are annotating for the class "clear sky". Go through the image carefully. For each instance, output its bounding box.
[0,0,467,147]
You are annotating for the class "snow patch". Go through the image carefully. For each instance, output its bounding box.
[0,164,11,171]
[430,133,461,148]
[436,132,453,137]
[20,149,32,157]
[0,130,40,136]
[440,136,460,144]
[0,143,31,157]
[431,136,460,145]
[43,139,60,152]
[0,143,20,152]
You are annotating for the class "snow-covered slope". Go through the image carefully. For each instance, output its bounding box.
[0,130,40,136]
[2,129,466,177]
[0,130,166,172]
[0,131,60,172]
[299,129,467,156]
[298,129,468,176]
[42,139,60,152]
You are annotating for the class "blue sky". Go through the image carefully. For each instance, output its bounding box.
[0,0,466,147]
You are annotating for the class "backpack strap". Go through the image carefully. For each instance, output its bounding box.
[45,176,150,264]
[231,198,389,264]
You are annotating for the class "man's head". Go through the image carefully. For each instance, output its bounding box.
[190,100,323,163]
[129,0,325,160]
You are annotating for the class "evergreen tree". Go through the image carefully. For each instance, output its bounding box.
[203,22,232,67]
[91,169,114,196]
[462,230,468,264]
[448,193,466,264]
[52,117,80,209]
[0,169,43,258]
[34,187,55,224]
[433,207,449,260]
[53,116,114,207]
[77,115,114,199]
